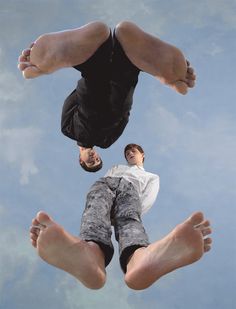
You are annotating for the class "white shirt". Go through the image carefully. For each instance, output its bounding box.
[104,164,160,214]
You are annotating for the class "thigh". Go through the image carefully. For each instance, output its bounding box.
[80,178,115,242]
[112,179,149,272]
[73,31,113,81]
[80,178,117,266]
[112,30,140,83]
[110,31,140,117]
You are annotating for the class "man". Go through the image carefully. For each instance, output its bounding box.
[30,144,212,290]
[18,21,196,172]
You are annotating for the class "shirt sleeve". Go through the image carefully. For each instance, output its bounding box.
[140,175,160,214]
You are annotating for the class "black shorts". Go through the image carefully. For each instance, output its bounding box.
[61,30,140,148]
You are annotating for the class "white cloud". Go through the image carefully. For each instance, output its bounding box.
[147,104,236,170]
[205,42,224,56]
[0,224,38,292]
[0,126,41,184]
[57,270,133,309]
[166,0,236,29]
[85,0,236,31]
[0,48,42,185]
[81,0,168,33]
[0,47,27,103]
[145,101,236,202]
[206,0,236,28]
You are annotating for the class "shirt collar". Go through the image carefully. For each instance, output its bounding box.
[128,164,145,170]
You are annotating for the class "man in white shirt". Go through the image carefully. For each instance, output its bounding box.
[30,144,212,290]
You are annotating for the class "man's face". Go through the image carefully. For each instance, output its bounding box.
[79,147,101,169]
[125,147,144,166]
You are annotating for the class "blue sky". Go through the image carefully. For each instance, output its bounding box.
[0,0,235,308]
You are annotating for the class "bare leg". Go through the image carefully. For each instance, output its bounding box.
[18,21,110,79]
[125,212,212,290]
[115,21,196,95]
[30,211,106,289]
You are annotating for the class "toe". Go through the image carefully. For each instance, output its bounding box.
[31,239,37,248]
[37,211,53,226]
[204,237,212,245]
[22,65,44,79]
[187,80,195,88]
[186,71,196,80]
[203,237,212,252]
[189,212,204,226]
[30,232,38,241]
[32,217,40,226]
[187,66,194,75]
[30,226,41,235]
[18,62,31,71]
[172,80,188,95]
[22,48,31,57]
[204,244,211,252]
[18,55,27,62]
[202,220,210,228]
[201,227,212,236]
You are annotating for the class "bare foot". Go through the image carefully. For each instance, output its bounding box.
[30,211,106,289]
[125,212,212,290]
[18,21,110,79]
[115,21,196,95]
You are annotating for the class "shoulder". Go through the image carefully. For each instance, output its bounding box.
[144,170,160,181]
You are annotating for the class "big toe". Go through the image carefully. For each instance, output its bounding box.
[22,65,43,79]
[171,80,188,95]
[188,212,204,226]
[36,211,54,226]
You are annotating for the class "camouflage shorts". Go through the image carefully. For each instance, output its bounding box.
[79,177,149,272]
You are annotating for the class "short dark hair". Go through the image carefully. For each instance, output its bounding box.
[79,159,103,172]
[124,143,145,162]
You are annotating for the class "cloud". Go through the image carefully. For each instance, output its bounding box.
[0,48,42,185]
[0,126,41,185]
[57,268,134,309]
[0,222,38,293]
[145,101,236,202]
[147,103,236,170]
[163,0,236,29]
[205,42,224,56]
[79,0,171,34]
[0,207,68,308]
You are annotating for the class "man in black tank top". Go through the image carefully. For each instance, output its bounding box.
[18,21,196,172]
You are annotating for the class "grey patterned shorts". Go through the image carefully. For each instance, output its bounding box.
[79,177,149,272]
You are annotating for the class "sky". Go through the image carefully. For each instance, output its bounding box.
[0,0,235,308]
